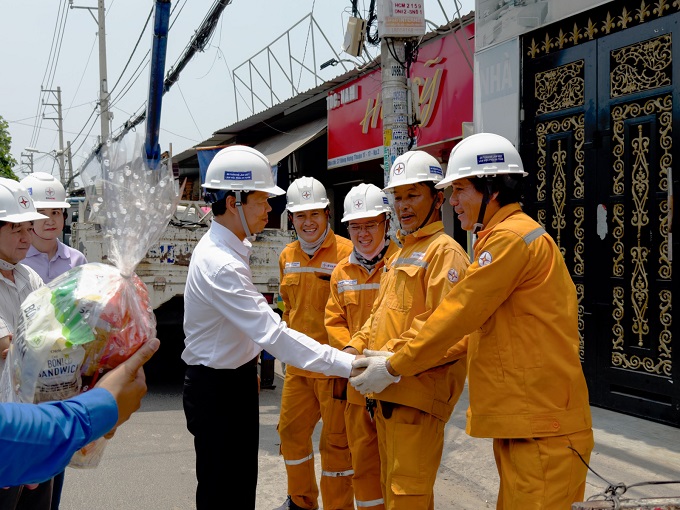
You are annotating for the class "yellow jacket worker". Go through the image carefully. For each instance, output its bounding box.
[352,133,594,510]
[346,152,469,510]
[325,183,398,510]
[277,177,354,510]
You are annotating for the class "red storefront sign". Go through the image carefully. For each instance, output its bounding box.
[327,23,474,169]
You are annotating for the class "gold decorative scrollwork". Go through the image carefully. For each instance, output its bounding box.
[576,283,585,361]
[660,199,671,279]
[612,352,672,376]
[611,96,672,197]
[525,0,680,58]
[654,0,671,16]
[552,140,567,255]
[612,204,625,277]
[636,0,652,21]
[659,290,672,358]
[612,286,625,350]
[535,61,585,114]
[574,207,585,276]
[608,94,673,375]
[630,126,650,230]
[537,209,546,229]
[610,34,672,97]
[619,7,634,28]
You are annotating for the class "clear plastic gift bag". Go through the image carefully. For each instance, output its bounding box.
[0,128,180,468]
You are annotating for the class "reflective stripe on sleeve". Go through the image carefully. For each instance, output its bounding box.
[392,257,429,269]
[337,283,381,294]
[523,227,546,245]
[283,266,334,275]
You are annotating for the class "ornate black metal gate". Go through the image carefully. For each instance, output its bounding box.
[520,2,678,426]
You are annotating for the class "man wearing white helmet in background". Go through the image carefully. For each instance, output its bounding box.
[346,151,469,510]
[19,172,87,510]
[353,133,594,509]
[324,183,398,510]
[0,177,51,509]
[180,147,359,510]
[0,179,160,509]
[21,172,87,284]
[276,176,354,510]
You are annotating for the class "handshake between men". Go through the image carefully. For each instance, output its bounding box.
[348,350,401,395]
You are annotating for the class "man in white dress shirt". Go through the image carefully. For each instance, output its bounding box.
[181,146,358,510]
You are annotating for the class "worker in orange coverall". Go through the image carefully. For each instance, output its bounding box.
[345,151,470,510]
[351,133,594,510]
[325,183,399,510]
[276,177,354,510]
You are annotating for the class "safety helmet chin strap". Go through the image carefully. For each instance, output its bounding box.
[472,177,495,235]
[410,191,442,234]
[235,191,253,239]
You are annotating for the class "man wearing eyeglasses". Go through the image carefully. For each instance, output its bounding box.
[344,152,470,510]
[325,183,398,510]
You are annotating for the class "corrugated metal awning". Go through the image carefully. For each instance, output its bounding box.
[253,117,327,165]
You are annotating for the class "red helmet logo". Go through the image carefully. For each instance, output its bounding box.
[393,162,405,175]
[18,196,30,208]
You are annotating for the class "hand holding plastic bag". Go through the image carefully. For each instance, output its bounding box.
[0,128,179,468]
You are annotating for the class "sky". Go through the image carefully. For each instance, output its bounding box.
[1,0,474,179]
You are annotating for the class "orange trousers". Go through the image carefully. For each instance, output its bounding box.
[376,402,444,510]
[493,428,594,510]
[345,400,384,509]
[278,374,354,510]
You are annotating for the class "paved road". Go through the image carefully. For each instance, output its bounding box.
[59,365,680,509]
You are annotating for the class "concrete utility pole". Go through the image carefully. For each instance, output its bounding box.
[66,141,74,191]
[377,0,425,186]
[380,39,409,186]
[70,0,110,143]
[20,152,34,174]
[42,86,66,184]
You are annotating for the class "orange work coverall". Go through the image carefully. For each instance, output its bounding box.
[278,231,354,510]
[325,242,399,510]
[347,221,469,510]
[388,204,594,510]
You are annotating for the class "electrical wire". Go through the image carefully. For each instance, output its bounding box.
[570,446,680,510]
[108,5,154,97]
[177,82,203,139]
[29,1,70,149]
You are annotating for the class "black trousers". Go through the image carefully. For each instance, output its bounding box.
[183,361,260,509]
[0,480,53,510]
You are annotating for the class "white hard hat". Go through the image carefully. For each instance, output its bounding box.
[383,151,444,192]
[0,178,49,223]
[286,176,329,213]
[20,172,71,208]
[202,145,285,195]
[436,133,527,189]
[341,183,390,222]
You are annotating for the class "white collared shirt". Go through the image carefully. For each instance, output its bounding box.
[181,221,352,377]
[0,264,44,374]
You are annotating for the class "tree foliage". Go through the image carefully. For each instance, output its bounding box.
[0,115,18,180]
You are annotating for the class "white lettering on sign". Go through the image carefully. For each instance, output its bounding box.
[480,58,513,98]
[327,84,360,110]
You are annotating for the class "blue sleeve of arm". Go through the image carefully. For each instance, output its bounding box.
[0,388,118,487]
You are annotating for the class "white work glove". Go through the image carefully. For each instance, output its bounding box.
[363,349,393,358]
[350,356,401,395]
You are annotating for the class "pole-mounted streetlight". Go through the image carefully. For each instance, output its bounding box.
[23,147,66,186]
